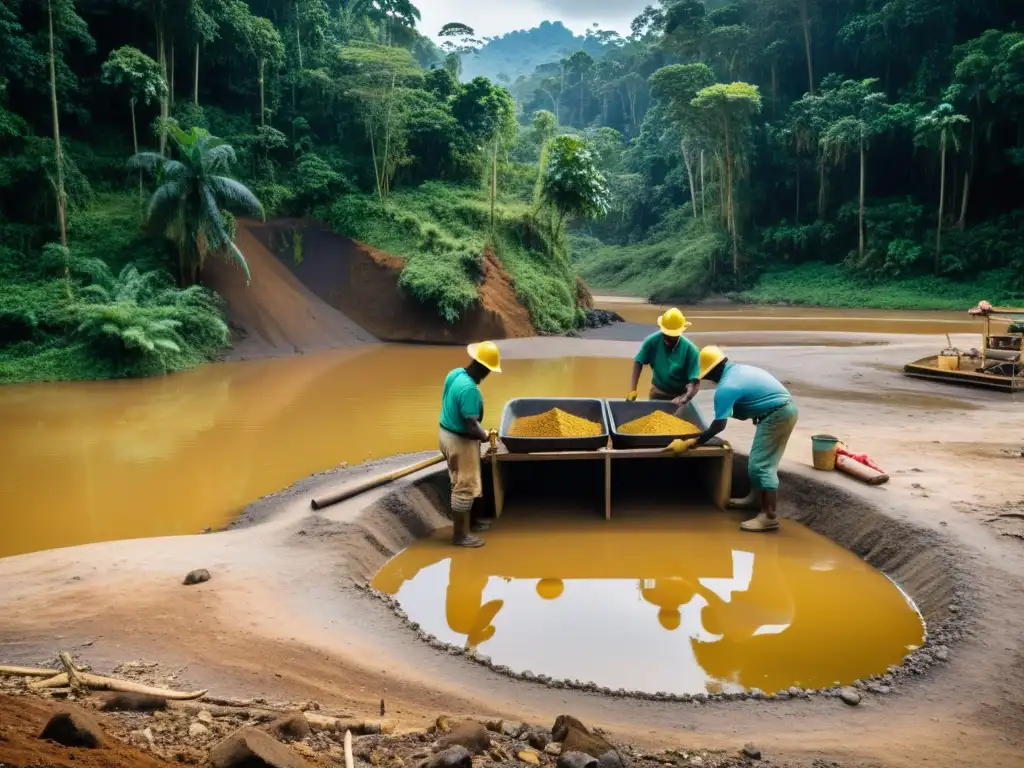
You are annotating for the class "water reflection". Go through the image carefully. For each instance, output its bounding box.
[372,512,923,694]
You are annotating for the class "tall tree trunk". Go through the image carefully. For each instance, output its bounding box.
[130,98,142,213]
[680,139,698,219]
[817,159,826,220]
[958,171,970,231]
[700,149,706,219]
[193,42,200,104]
[296,23,303,68]
[490,138,498,230]
[157,18,168,155]
[47,0,70,298]
[724,126,738,275]
[770,60,778,117]
[858,139,865,261]
[935,132,947,273]
[958,123,974,230]
[170,40,175,104]
[800,0,814,96]
[258,59,266,125]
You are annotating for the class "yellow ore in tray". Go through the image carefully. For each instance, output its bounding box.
[618,411,701,436]
[507,408,603,438]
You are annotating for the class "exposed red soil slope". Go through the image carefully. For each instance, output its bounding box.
[0,694,173,768]
[251,219,536,344]
[203,221,377,359]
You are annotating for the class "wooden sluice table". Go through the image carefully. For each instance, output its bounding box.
[487,443,733,520]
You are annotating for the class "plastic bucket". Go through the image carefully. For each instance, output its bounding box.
[937,353,959,371]
[811,434,839,471]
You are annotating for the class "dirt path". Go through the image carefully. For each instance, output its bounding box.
[1,336,1022,767]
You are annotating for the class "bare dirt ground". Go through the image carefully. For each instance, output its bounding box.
[1,335,1022,768]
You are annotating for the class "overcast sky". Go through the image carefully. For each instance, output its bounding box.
[416,0,650,41]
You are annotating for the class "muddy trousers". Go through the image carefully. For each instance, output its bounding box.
[438,427,482,540]
[649,385,682,401]
[748,401,799,491]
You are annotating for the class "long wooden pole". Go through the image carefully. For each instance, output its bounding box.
[310,454,445,510]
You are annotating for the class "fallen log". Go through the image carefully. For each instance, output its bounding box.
[304,714,394,735]
[171,701,280,722]
[0,665,60,677]
[29,671,206,700]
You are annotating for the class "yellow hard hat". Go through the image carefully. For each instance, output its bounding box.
[536,578,564,600]
[658,607,681,631]
[657,307,691,337]
[698,345,727,379]
[467,341,502,372]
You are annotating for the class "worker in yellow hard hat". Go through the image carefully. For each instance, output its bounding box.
[438,341,501,547]
[689,346,798,533]
[626,307,701,405]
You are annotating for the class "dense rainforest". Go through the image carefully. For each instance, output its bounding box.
[507,0,1024,304]
[1,0,1023,384]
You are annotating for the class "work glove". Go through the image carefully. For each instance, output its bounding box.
[626,390,638,402]
[665,438,696,455]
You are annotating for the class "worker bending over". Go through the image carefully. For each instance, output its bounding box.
[691,346,798,533]
[439,342,501,548]
[627,308,701,406]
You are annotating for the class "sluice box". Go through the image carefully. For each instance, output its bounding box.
[486,398,733,520]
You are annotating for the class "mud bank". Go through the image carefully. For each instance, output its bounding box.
[304,459,966,702]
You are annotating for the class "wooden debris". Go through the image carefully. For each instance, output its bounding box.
[0,665,60,677]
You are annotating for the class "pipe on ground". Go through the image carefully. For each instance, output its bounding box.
[310,454,446,510]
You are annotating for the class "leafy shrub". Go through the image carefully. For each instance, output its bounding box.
[397,250,479,323]
[74,263,228,373]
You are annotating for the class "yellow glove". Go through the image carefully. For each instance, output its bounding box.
[665,438,696,455]
[626,390,638,402]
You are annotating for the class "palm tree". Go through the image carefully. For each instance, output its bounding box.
[129,125,263,286]
[915,104,969,273]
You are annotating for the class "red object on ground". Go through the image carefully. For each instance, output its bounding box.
[836,445,885,474]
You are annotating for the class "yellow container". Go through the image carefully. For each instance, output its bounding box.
[937,354,959,371]
[811,434,839,471]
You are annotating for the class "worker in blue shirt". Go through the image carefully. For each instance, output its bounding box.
[690,346,798,532]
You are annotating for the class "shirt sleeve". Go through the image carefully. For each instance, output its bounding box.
[635,335,655,365]
[683,339,700,381]
[714,383,739,421]
[458,386,483,421]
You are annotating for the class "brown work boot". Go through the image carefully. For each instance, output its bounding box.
[453,534,485,548]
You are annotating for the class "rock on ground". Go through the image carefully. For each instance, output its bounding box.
[183,568,212,585]
[439,721,490,754]
[742,743,762,760]
[422,746,472,768]
[552,716,623,768]
[839,688,862,707]
[189,722,210,737]
[268,712,311,742]
[38,706,106,748]
[558,751,599,768]
[209,726,312,768]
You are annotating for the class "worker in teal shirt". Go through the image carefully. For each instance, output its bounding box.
[439,341,501,548]
[691,346,798,533]
[626,308,701,404]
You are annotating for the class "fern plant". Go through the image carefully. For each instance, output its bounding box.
[74,262,228,373]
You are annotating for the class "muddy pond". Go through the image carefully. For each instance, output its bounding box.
[0,306,974,558]
[373,508,925,695]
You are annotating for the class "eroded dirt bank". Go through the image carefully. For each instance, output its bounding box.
[2,336,1023,768]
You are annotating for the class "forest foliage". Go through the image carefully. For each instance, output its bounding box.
[3,0,1024,384]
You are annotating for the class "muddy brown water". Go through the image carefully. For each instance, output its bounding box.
[0,307,982,558]
[371,508,925,695]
